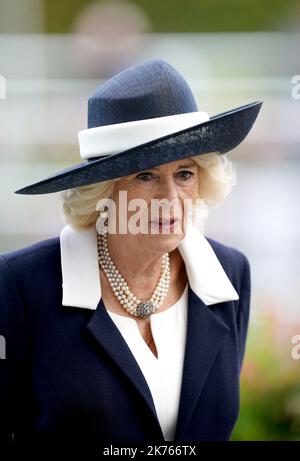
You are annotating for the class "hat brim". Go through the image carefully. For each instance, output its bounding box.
[14,100,262,195]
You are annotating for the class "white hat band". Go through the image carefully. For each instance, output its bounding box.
[78,111,210,160]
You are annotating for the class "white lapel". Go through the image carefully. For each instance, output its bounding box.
[60,223,239,310]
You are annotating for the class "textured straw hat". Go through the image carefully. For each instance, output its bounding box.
[14,58,262,195]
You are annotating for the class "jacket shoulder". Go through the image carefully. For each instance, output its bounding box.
[0,236,61,280]
[204,234,250,278]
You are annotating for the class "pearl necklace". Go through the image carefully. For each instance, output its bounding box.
[97,229,170,318]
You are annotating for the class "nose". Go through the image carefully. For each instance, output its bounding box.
[155,176,179,202]
[148,176,183,223]
[151,177,182,222]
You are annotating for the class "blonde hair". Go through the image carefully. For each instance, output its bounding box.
[60,152,237,231]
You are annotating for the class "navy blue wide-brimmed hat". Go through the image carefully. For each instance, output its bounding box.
[15,58,263,195]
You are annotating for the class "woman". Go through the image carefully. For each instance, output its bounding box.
[0,59,262,453]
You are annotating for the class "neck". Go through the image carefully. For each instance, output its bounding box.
[106,233,184,297]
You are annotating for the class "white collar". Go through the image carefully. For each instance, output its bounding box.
[60,224,239,310]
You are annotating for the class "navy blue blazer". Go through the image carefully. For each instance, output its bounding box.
[0,234,251,453]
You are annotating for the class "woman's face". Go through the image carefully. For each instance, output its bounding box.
[109,158,199,254]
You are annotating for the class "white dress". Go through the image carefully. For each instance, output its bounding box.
[105,283,189,441]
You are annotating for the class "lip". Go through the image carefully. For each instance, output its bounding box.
[150,218,179,225]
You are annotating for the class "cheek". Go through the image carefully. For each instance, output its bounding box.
[112,180,198,222]
[179,179,198,198]
[190,177,199,197]
[116,185,153,219]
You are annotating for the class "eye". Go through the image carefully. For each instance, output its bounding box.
[177,170,194,180]
[136,172,154,182]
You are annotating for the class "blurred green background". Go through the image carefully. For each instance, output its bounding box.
[44,0,299,33]
[232,312,300,440]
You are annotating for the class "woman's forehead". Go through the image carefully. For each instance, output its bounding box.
[148,159,197,170]
[113,158,198,184]
[131,158,198,175]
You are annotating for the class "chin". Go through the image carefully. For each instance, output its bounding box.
[148,232,184,254]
